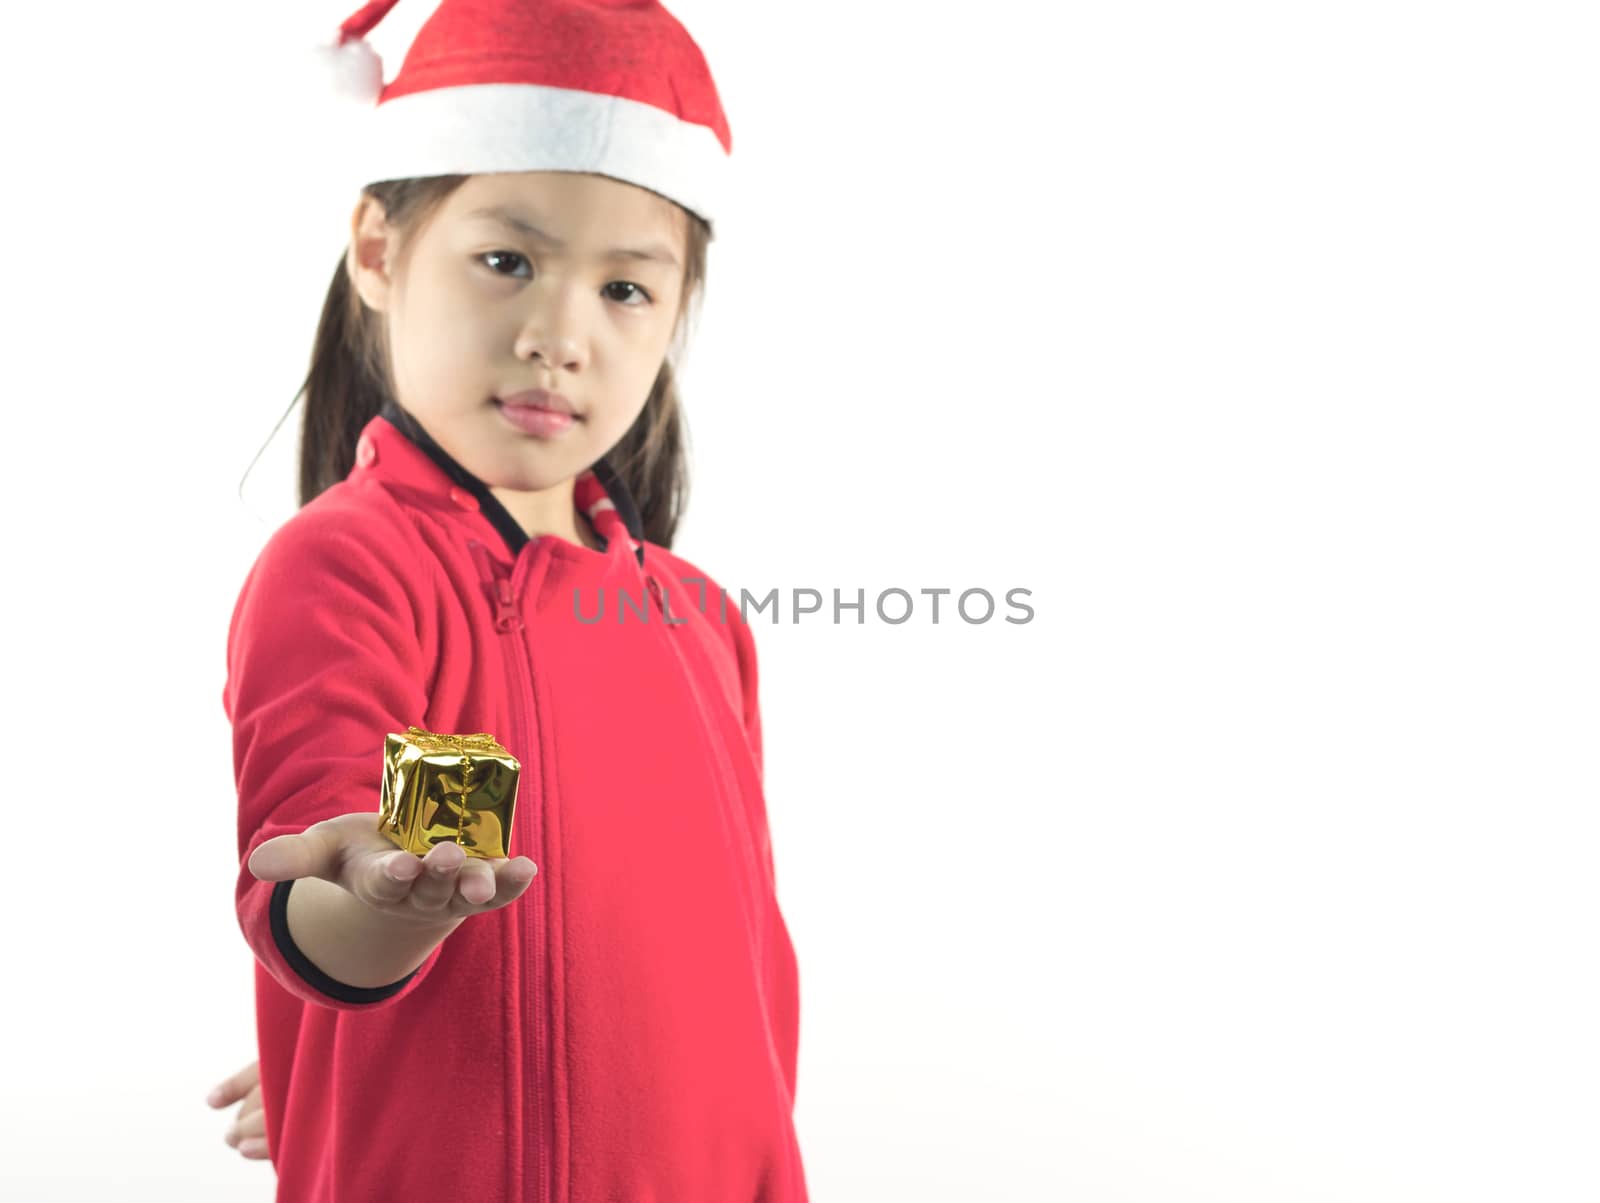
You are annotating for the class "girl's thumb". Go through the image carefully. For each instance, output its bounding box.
[247,825,341,883]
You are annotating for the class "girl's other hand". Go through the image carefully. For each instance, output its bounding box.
[206,1059,268,1160]
[247,812,538,922]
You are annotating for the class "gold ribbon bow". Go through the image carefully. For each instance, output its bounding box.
[403,725,507,756]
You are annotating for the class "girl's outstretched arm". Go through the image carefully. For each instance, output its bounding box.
[224,499,530,1009]
[248,812,535,988]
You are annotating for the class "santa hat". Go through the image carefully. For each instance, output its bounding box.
[317,0,731,229]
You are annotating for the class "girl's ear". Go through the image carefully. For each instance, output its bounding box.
[347,195,397,314]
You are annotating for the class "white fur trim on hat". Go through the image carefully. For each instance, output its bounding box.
[345,82,726,225]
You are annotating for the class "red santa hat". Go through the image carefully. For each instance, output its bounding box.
[316,0,731,229]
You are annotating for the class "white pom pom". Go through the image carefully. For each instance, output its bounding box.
[312,34,385,104]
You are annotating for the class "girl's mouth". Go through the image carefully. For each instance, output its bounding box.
[494,398,578,438]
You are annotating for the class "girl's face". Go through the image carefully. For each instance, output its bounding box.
[347,171,687,534]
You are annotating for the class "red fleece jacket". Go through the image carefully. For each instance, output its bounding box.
[225,400,806,1202]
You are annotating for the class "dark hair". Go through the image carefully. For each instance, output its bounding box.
[256,174,711,549]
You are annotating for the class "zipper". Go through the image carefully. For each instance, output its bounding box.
[467,539,523,634]
[469,539,547,1203]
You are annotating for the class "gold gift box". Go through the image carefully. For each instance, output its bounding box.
[377,726,521,859]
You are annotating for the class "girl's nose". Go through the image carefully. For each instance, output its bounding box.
[514,323,583,372]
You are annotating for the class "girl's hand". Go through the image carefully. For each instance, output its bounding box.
[206,1059,268,1160]
[247,812,538,922]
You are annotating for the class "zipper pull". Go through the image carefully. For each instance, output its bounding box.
[646,573,685,629]
[646,573,673,624]
[468,540,523,633]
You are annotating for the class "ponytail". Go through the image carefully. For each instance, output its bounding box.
[296,246,389,508]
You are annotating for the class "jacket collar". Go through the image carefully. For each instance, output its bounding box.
[360,394,648,568]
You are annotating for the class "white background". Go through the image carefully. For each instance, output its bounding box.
[1,1,1595,1199]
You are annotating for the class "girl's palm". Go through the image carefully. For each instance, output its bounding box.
[247,812,537,920]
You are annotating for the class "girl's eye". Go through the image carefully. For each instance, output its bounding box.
[478,252,652,306]
[603,281,653,307]
[480,250,530,278]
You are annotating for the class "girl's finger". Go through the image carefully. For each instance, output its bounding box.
[479,856,537,911]
[206,1060,261,1109]
[247,822,342,884]
[366,848,424,906]
[238,1083,263,1119]
[238,1136,270,1160]
[407,843,467,913]
[231,1107,266,1141]
[457,857,497,906]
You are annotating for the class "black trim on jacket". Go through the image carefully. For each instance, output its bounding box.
[270,879,418,1004]
[377,395,647,566]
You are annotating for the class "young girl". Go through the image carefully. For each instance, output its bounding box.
[224,2,806,1199]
